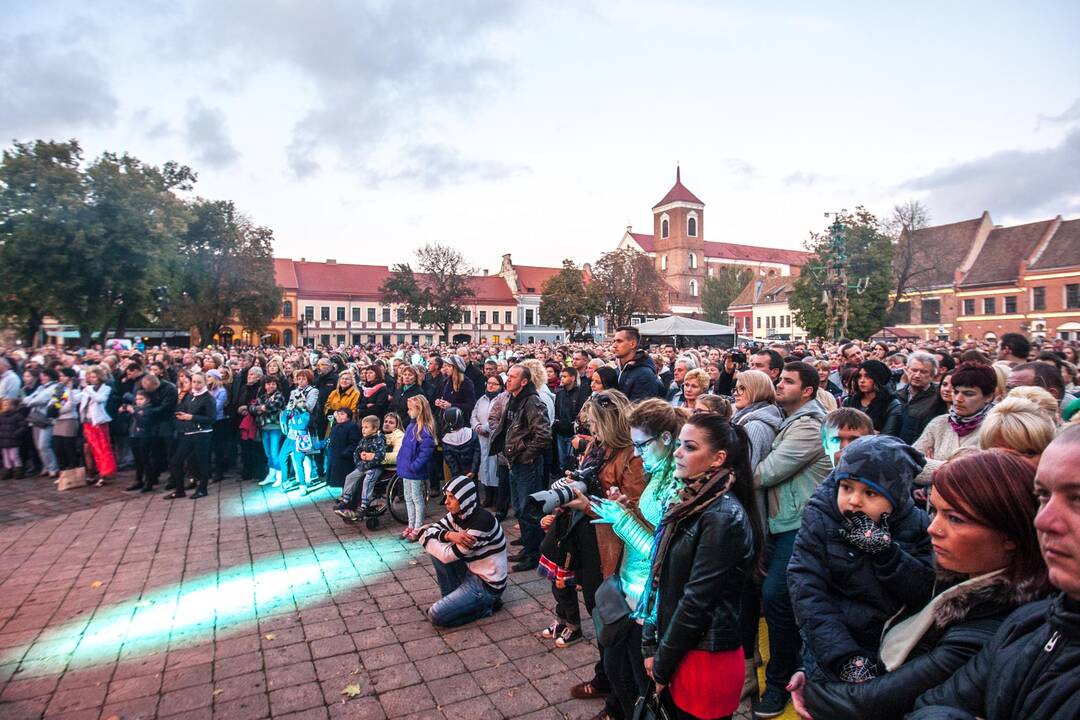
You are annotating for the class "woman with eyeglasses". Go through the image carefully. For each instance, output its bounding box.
[590,399,688,719]
[641,413,763,720]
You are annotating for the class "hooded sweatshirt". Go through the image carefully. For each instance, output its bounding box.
[788,435,935,678]
[420,475,507,593]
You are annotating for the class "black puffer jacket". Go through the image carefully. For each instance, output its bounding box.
[909,593,1080,720]
[617,350,663,402]
[805,573,1048,720]
[788,435,934,677]
[642,492,755,686]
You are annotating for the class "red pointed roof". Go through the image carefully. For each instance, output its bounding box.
[274,258,299,289]
[652,166,704,209]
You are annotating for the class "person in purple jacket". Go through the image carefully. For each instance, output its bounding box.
[397,394,437,541]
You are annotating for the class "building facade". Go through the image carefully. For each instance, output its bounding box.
[892,213,1080,341]
[498,254,605,343]
[618,168,811,316]
[728,275,808,342]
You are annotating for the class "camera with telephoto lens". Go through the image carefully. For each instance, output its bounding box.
[527,464,602,514]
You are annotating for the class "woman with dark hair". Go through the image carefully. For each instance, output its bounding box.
[641,413,763,720]
[591,366,618,393]
[914,362,998,482]
[436,356,475,421]
[356,365,389,421]
[842,360,902,436]
[791,450,1052,720]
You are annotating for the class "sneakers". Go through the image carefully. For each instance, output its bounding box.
[258,475,275,486]
[302,480,326,495]
[752,687,789,718]
[335,508,358,523]
[554,627,583,648]
[541,622,566,640]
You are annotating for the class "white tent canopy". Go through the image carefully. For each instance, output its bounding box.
[635,316,738,347]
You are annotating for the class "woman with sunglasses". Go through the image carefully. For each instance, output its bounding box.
[590,398,689,719]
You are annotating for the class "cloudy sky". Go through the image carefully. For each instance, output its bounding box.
[3,1,1078,272]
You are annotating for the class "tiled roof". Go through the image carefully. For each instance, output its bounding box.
[960,219,1056,287]
[1029,218,1080,271]
[274,258,298,289]
[900,216,985,289]
[284,260,515,304]
[729,275,794,307]
[653,167,704,208]
[512,265,562,294]
[627,232,656,253]
[703,241,811,266]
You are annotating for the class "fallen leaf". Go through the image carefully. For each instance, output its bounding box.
[90,581,103,589]
[213,689,224,697]
[104,715,120,720]
[340,683,361,698]
[263,633,275,641]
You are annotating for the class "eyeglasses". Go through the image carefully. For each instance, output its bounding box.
[733,385,746,394]
[632,435,658,453]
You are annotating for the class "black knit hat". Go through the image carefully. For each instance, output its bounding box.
[858,360,892,389]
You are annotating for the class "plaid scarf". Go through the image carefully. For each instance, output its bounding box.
[640,467,735,619]
[947,401,993,438]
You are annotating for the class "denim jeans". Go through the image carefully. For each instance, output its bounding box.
[261,428,284,472]
[509,457,545,558]
[402,477,426,529]
[762,529,800,692]
[555,434,574,474]
[427,557,499,627]
[32,426,58,474]
[342,468,381,507]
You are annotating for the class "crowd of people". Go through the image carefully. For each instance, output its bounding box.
[1,327,1079,719]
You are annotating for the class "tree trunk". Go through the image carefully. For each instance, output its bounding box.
[79,326,94,347]
[23,308,43,348]
[115,305,130,339]
[96,314,114,347]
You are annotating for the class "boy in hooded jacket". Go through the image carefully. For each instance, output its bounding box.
[788,434,934,683]
[441,407,479,481]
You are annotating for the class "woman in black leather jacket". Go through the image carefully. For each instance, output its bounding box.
[642,413,763,720]
[165,372,216,500]
[790,450,1052,720]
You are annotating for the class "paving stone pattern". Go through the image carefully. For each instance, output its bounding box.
[0,474,754,719]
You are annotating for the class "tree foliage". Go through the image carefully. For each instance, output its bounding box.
[790,207,894,340]
[702,266,754,325]
[539,260,602,339]
[169,200,282,345]
[588,247,666,328]
[380,243,476,343]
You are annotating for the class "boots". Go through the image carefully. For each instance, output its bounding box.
[481,486,495,508]
[741,657,760,703]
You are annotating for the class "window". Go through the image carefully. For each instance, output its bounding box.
[661,255,668,271]
[661,218,669,238]
[397,308,405,322]
[282,301,293,318]
[525,309,535,326]
[320,306,330,321]
[367,335,376,345]
[367,308,376,322]
[479,311,487,325]
[1032,286,1046,311]
[381,334,390,345]
[336,306,345,321]
[983,297,995,315]
[1004,296,1017,314]
[352,307,361,322]
[283,329,293,345]
[920,298,941,324]
[320,334,330,346]
[688,253,697,269]
[1067,284,1080,309]
[304,306,314,321]
[689,280,698,297]
[893,301,912,324]
[462,310,472,324]
[411,335,420,344]
[382,308,390,322]
[756,317,761,329]
[962,299,975,315]
[351,334,362,346]
[688,216,697,237]
[397,335,405,344]
[335,334,345,346]
[707,266,713,277]
[505,311,513,324]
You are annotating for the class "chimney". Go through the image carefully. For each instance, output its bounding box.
[483,269,489,276]
[300,257,306,262]
[326,258,336,264]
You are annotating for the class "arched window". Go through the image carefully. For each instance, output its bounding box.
[661,255,668,271]
[282,300,293,318]
[661,218,669,238]
[688,253,697,269]
[689,280,698,297]
[688,216,697,237]
[283,329,293,346]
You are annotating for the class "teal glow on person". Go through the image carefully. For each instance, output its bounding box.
[1,538,409,674]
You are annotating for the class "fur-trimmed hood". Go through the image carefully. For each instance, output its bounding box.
[933,571,1048,629]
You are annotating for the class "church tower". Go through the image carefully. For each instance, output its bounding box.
[652,167,706,310]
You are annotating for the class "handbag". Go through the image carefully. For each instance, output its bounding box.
[594,573,634,647]
[57,467,86,491]
[28,409,52,428]
[631,685,672,720]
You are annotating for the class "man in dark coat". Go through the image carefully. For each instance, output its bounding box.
[140,372,178,490]
[898,351,948,444]
[553,366,589,473]
[909,427,1080,720]
[612,326,661,402]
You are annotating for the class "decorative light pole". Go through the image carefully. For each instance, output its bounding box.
[811,213,869,341]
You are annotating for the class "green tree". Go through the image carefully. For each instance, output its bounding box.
[539,260,602,339]
[702,266,753,325]
[0,140,87,345]
[790,207,894,340]
[168,200,282,345]
[380,243,476,343]
[588,247,667,328]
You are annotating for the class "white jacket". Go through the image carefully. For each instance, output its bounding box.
[79,383,113,426]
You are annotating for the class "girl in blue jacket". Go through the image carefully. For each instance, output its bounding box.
[397,395,437,540]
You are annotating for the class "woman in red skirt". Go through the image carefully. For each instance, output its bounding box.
[80,365,117,486]
[641,413,763,720]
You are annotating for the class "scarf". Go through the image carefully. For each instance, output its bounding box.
[947,401,993,437]
[484,390,500,400]
[640,467,735,618]
[190,387,208,397]
[363,382,385,398]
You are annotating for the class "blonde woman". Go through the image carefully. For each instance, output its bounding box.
[398,395,437,539]
[673,368,710,411]
[520,357,555,423]
[1006,385,1060,425]
[80,365,117,486]
[979,396,1057,467]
